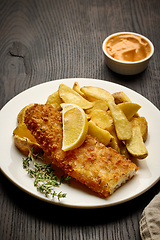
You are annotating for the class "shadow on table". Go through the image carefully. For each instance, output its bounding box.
[100,61,149,91]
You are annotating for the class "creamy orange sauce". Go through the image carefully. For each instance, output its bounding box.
[105,34,151,62]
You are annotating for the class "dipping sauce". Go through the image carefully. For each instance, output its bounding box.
[105,34,151,62]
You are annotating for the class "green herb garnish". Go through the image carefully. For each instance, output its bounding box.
[23,148,71,200]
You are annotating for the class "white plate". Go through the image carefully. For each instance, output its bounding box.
[0,78,160,208]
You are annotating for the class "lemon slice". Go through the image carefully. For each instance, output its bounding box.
[61,103,88,151]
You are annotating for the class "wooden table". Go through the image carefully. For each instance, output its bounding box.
[0,0,160,239]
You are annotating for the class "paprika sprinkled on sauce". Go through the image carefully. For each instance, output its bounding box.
[105,34,151,62]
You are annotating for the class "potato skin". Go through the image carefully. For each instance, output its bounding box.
[13,134,42,156]
[131,117,148,142]
[112,91,131,104]
[13,104,42,155]
[126,124,148,159]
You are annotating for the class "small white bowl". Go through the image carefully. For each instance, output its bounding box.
[102,32,154,75]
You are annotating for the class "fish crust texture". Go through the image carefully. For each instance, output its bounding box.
[24,104,139,198]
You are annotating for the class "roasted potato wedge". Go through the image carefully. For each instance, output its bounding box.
[109,128,130,158]
[14,104,41,155]
[88,120,113,146]
[89,109,114,132]
[72,82,85,97]
[13,123,41,155]
[130,117,148,142]
[81,86,114,104]
[118,102,141,120]
[85,100,108,114]
[108,128,120,153]
[46,90,62,110]
[126,124,148,159]
[118,141,130,159]
[108,102,132,140]
[112,91,131,104]
[59,84,93,109]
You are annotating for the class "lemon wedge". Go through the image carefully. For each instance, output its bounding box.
[61,103,88,151]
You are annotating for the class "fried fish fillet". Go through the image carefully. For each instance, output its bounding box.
[24,104,139,198]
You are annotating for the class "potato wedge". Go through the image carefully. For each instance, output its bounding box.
[90,109,114,132]
[118,102,141,120]
[108,102,132,140]
[118,141,130,159]
[59,84,93,109]
[13,123,41,155]
[130,117,148,142]
[85,100,108,114]
[46,90,62,110]
[72,82,85,97]
[108,128,120,153]
[126,124,148,159]
[109,129,130,158]
[14,104,42,155]
[88,120,113,146]
[81,86,114,104]
[112,91,131,104]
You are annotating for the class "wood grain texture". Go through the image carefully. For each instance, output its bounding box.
[0,0,160,110]
[0,0,160,239]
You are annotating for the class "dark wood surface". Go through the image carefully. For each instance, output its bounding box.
[0,0,160,239]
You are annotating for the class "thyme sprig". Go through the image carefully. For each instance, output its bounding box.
[23,147,71,200]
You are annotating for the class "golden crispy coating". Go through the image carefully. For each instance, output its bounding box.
[25,104,139,198]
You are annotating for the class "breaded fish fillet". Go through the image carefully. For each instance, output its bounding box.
[24,104,139,198]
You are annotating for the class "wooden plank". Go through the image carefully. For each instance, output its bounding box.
[0,0,160,239]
